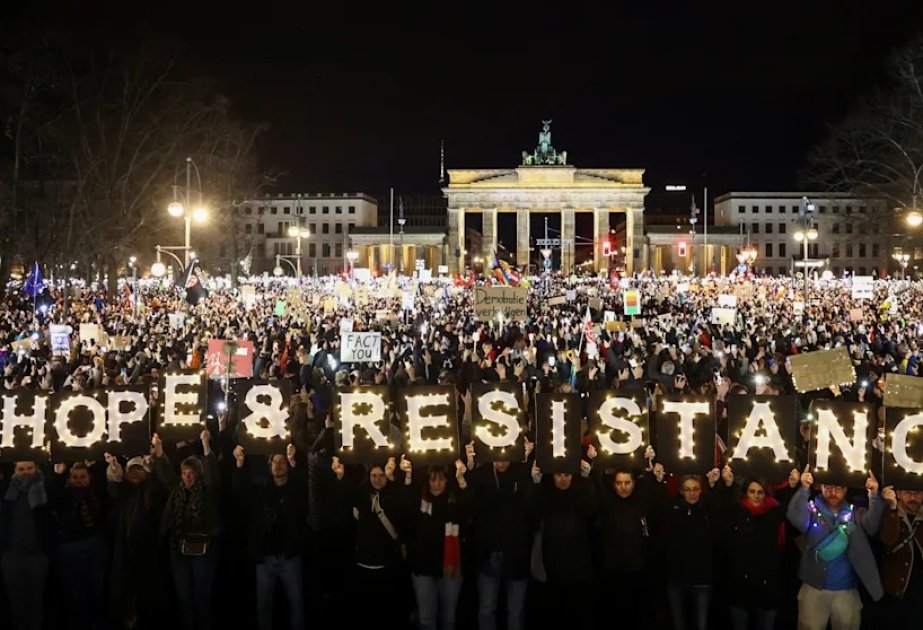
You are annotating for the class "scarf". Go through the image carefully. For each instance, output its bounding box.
[172,479,205,540]
[740,496,785,549]
[419,489,461,579]
[64,486,99,533]
[4,472,48,508]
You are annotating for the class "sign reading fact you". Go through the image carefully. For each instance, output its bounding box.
[474,287,527,322]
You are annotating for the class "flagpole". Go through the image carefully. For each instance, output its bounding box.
[389,188,394,272]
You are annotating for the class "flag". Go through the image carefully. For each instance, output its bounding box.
[182,258,209,305]
[23,262,43,298]
[582,306,597,344]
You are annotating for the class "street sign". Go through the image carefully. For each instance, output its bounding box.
[535,238,574,247]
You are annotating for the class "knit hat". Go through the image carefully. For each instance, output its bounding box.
[126,456,151,472]
[180,455,204,478]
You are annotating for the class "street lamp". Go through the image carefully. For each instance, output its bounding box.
[151,261,166,277]
[128,256,138,314]
[894,253,910,280]
[286,224,310,279]
[347,249,359,279]
[397,216,406,276]
[167,157,208,269]
[794,196,818,305]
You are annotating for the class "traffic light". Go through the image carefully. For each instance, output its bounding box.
[602,241,611,256]
[678,241,688,257]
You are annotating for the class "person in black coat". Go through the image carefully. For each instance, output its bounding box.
[594,454,666,630]
[528,458,597,628]
[400,456,469,630]
[716,465,799,630]
[331,455,410,629]
[659,469,721,630]
[0,460,55,630]
[233,444,308,630]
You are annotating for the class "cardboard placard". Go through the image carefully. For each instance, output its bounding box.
[236,379,292,456]
[340,332,382,363]
[849,308,864,323]
[470,383,525,463]
[788,347,856,393]
[655,395,716,474]
[711,307,737,326]
[852,275,874,299]
[335,387,399,463]
[726,394,798,478]
[884,408,923,490]
[535,393,582,474]
[205,340,255,379]
[588,389,649,469]
[113,335,132,352]
[474,286,528,322]
[548,295,567,306]
[884,373,923,409]
[605,320,628,332]
[79,323,101,343]
[718,294,738,308]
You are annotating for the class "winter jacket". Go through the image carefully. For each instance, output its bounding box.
[660,493,718,586]
[233,464,308,560]
[0,475,57,555]
[595,472,663,575]
[403,482,468,577]
[155,452,223,544]
[336,477,408,569]
[468,463,535,579]
[878,506,923,598]
[532,476,597,584]
[787,488,884,600]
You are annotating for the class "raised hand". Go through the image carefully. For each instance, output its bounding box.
[54,462,67,476]
[523,436,535,462]
[586,444,598,460]
[233,445,246,468]
[706,467,721,488]
[151,433,164,458]
[384,456,397,481]
[788,467,800,489]
[580,459,592,478]
[800,465,814,491]
[331,456,345,480]
[652,462,666,483]
[531,461,542,484]
[721,464,734,487]
[286,443,297,464]
[881,485,897,510]
[399,454,412,475]
[866,470,880,497]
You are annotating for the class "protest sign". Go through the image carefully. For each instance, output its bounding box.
[474,286,528,322]
[852,275,874,299]
[535,393,582,473]
[50,387,151,462]
[809,400,875,487]
[205,340,255,379]
[353,268,371,283]
[168,313,185,330]
[50,324,71,354]
[788,347,855,393]
[588,389,649,468]
[340,332,382,363]
[884,408,923,490]
[79,323,101,343]
[0,391,49,462]
[884,373,923,408]
[727,395,798,478]
[339,318,354,334]
[397,386,459,466]
[623,290,641,316]
[849,307,864,322]
[335,387,399,463]
[718,294,737,308]
[241,285,257,307]
[156,370,207,444]
[470,383,525,463]
[655,395,715,473]
[236,379,292,455]
[711,307,737,326]
[548,295,567,306]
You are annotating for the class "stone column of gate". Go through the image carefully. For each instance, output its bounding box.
[561,207,576,274]
[482,207,498,259]
[447,207,465,273]
[593,207,609,272]
[516,207,530,272]
[625,206,645,276]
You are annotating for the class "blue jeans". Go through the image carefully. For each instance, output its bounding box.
[55,535,108,630]
[730,606,776,630]
[412,574,462,630]
[477,553,527,630]
[256,555,305,630]
[667,584,712,630]
[170,550,218,630]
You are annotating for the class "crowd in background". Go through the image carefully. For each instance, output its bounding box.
[1,270,923,630]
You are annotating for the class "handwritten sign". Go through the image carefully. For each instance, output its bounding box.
[474,286,528,322]
[340,332,382,363]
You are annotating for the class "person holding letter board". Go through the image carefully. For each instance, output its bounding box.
[787,465,886,630]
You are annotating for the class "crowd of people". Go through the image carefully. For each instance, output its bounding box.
[1,269,923,630]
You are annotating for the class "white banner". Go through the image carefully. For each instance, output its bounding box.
[50,325,71,354]
[852,276,874,299]
[340,332,382,363]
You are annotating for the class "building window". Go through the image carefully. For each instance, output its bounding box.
[846,244,853,257]
[335,243,343,258]
[859,243,866,257]
[765,223,773,233]
[738,205,745,214]
[279,221,290,235]
[859,206,866,213]
[311,223,317,235]
[872,243,879,257]
[845,223,853,234]
[751,223,759,234]
[779,243,786,257]
[283,206,290,214]
[832,223,840,234]
[832,243,840,258]
[335,224,342,234]
[258,223,264,234]
[335,206,343,214]
[845,206,852,214]
[322,224,329,234]
[322,244,331,257]
[819,205,826,214]
[309,206,316,214]
[765,205,772,213]
[349,206,356,214]
[791,205,799,213]
[778,205,786,214]
[256,243,265,257]
[832,206,840,214]
[779,223,786,234]
[271,207,277,214]
[752,205,759,213]
[348,223,355,233]
[245,207,253,215]
[322,206,329,214]
[309,244,316,257]
[245,223,252,234]
[765,243,773,257]
[779,266,787,275]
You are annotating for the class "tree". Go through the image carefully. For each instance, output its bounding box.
[802,34,923,232]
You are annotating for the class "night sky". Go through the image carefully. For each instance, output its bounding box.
[17,2,923,209]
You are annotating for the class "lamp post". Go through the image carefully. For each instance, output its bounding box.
[894,253,910,280]
[128,256,138,314]
[794,196,819,305]
[397,216,406,276]
[347,249,359,279]
[167,157,207,269]
[286,224,310,280]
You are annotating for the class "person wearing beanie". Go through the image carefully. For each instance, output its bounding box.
[153,430,222,630]
[715,466,799,630]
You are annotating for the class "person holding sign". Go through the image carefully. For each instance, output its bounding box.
[331,455,410,629]
[399,456,469,630]
[232,444,307,630]
[0,459,54,630]
[786,466,885,630]
[877,487,923,625]
[715,465,800,630]
[153,431,222,630]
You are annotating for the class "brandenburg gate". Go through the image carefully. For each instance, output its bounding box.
[443,122,649,275]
